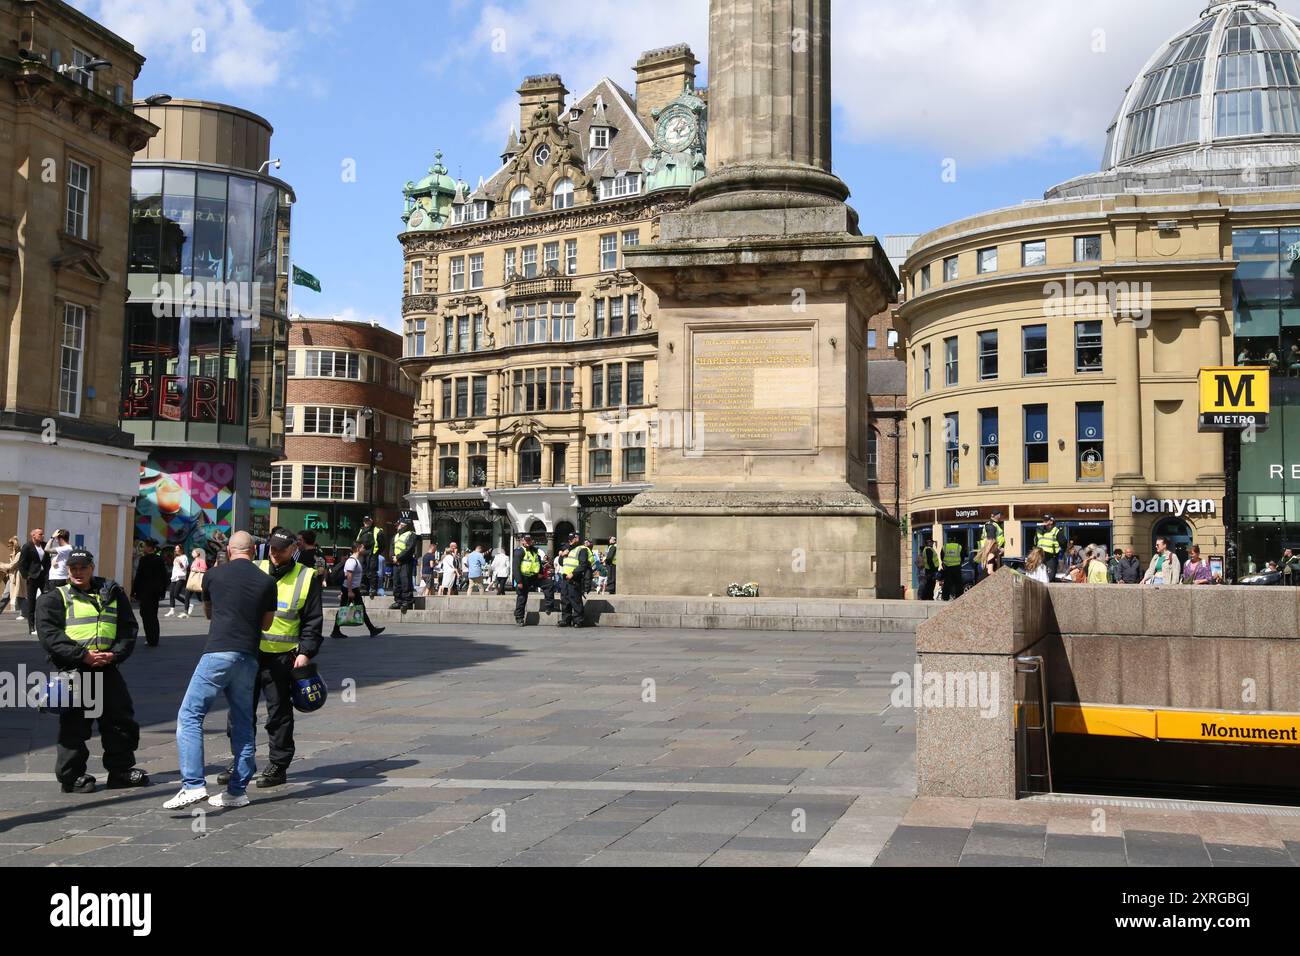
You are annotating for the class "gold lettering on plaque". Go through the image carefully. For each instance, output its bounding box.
[691,330,816,451]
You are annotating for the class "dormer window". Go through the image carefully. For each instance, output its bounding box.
[599,173,641,201]
[591,127,610,149]
[510,187,532,217]
[470,200,489,222]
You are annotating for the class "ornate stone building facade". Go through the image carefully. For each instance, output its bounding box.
[0,0,157,584]
[398,45,707,554]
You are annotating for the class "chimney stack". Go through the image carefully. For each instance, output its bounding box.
[633,44,699,132]
[517,74,569,133]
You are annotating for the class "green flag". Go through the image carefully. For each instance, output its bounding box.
[292,266,321,292]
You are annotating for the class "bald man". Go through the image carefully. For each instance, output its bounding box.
[164,531,278,811]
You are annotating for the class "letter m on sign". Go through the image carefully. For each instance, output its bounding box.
[1216,373,1252,409]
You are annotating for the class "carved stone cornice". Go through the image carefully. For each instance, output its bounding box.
[400,194,689,253]
[402,294,438,315]
[3,59,158,153]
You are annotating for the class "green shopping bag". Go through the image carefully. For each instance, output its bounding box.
[335,604,365,628]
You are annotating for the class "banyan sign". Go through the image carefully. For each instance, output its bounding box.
[1198,366,1269,431]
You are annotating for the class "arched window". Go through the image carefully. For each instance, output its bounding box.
[552,178,574,210]
[510,186,532,217]
[519,437,542,485]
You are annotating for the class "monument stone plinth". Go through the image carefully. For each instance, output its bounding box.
[620,0,900,599]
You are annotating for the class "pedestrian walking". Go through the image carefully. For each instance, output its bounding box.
[1182,545,1213,585]
[492,547,511,595]
[438,543,459,595]
[1084,545,1110,584]
[1034,515,1066,581]
[19,528,51,635]
[466,544,487,594]
[216,529,325,791]
[331,542,385,639]
[166,546,191,618]
[131,539,169,648]
[605,537,618,594]
[391,518,418,611]
[164,531,278,810]
[296,530,322,571]
[46,530,73,589]
[512,534,543,626]
[1024,548,1051,584]
[421,544,438,596]
[36,548,150,795]
[0,535,22,617]
[1142,537,1182,586]
[1117,547,1142,584]
[940,537,965,601]
[559,532,593,627]
[978,511,1005,579]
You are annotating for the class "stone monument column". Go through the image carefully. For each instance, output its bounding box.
[619,0,901,599]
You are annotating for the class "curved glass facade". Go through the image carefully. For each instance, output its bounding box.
[123,166,290,451]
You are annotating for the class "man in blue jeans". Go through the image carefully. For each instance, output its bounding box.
[164,531,278,811]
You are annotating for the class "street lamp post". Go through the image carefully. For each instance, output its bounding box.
[359,407,384,519]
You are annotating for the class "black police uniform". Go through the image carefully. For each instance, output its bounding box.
[223,558,324,778]
[356,523,387,597]
[512,544,542,624]
[36,576,143,788]
[392,525,418,609]
[131,548,169,647]
[560,541,592,627]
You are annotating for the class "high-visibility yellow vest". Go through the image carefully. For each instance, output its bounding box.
[519,548,541,577]
[393,531,413,560]
[979,521,1006,549]
[942,542,963,567]
[922,546,941,572]
[562,546,590,579]
[60,585,117,651]
[1036,526,1063,555]
[372,528,382,551]
[257,560,314,654]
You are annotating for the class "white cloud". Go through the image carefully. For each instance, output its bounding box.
[72,0,296,91]
[832,0,1300,162]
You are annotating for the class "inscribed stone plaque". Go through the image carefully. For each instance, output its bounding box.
[689,328,816,452]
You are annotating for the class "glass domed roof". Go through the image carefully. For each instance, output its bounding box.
[1102,1,1300,170]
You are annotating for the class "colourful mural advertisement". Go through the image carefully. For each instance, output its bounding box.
[137,459,235,551]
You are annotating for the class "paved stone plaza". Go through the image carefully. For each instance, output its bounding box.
[0,615,1297,867]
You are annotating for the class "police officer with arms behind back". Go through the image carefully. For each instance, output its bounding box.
[36,548,150,794]
[217,529,323,790]
[560,532,593,627]
[513,533,542,626]
[1035,514,1066,581]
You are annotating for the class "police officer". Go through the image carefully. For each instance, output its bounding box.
[918,536,941,601]
[559,532,592,628]
[941,537,966,601]
[1035,514,1066,581]
[391,518,418,611]
[355,516,387,598]
[512,533,543,626]
[218,529,323,790]
[36,548,150,794]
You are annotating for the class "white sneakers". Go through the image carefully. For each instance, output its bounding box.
[164,609,175,618]
[163,788,208,810]
[177,612,189,619]
[208,792,250,808]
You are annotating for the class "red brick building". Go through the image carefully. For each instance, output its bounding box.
[272,318,416,555]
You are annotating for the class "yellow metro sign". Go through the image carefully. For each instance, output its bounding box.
[1198,366,1269,431]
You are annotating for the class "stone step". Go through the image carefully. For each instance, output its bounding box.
[360,595,939,632]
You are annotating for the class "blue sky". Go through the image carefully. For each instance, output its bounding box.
[74,0,1300,329]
